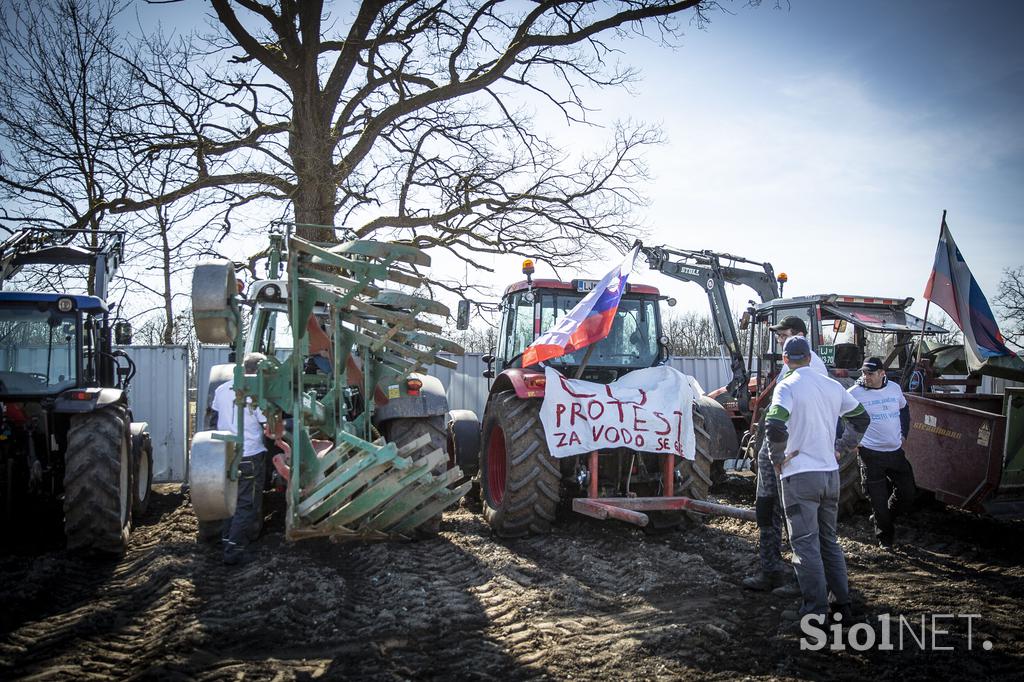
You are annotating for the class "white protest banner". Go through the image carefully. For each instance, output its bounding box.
[539,366,697,459]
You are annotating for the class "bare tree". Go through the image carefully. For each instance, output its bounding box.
[0,0,143,293]
[119,152,223,344]
[996,265,1024,348]
[663,310,720,356]
[446,322,498,354]
[93,0,752,293]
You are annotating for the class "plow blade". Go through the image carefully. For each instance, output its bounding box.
[289,434,465,541]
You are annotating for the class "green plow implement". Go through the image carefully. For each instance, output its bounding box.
[190,235,469,541]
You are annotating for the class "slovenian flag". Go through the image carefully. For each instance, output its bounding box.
[924,217,1015,374]
[522,245,640,367]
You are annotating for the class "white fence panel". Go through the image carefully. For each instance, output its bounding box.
[431,353,492,416]
[667,356,733,394]
[197,346,736,428]
[121,346,188,483]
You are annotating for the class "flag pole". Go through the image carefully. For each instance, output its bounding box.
[914,209,946,370]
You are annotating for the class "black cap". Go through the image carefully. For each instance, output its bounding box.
[782,336,811,361]
[861,357,884,372]
[770,315,808,335]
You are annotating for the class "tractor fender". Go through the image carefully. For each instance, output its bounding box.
[374,373,448,423]
[203,363,235,429]
[448,409,480,477]
[490,368,547,400]
[53,387,126,414]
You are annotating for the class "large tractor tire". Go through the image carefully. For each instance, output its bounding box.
[132,430,154,519]
[381,415,449,535]
[694,396,739,487]
[64,407,132,554]
[831,377,867,518]
[837,445,865,518]
[480,391,560,538]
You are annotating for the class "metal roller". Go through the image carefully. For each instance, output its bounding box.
[189,430,238,521]
[192,260,238,344]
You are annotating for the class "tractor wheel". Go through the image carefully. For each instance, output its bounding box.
[64,407,132,554]
[480,391,561,538]
[830,377,866,518]
[381,415,449,535]
[693,396,739,466]
[132,431,154,519]
[837,444,865,518]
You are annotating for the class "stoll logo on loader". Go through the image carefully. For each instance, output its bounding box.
[798,613,993,652]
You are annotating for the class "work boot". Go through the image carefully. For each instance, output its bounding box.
[771,578,802,598]
[742,570,789,591]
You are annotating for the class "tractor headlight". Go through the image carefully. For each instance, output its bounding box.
[57,297,74,312]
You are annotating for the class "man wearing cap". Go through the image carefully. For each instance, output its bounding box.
[848,357,914,548]
[210,352,269,566]
[766,336,871,626]
[771,315,828,376]
[743,315,827,592]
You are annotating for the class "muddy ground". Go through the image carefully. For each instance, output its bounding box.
[1,476,1022,681]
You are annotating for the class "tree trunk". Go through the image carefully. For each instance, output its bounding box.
[290,83,337,244]
[160,216,174,345]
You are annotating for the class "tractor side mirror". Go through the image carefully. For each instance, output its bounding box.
[738,311,751,331]
[833,319,848,333]
[482,353,495,379]
[456,299,471,330]
[114,320,132,345]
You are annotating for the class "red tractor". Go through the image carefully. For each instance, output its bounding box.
[456,261,748,537]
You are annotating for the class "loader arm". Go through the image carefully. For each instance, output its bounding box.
[640,244,779,414]
[0,227,124,299]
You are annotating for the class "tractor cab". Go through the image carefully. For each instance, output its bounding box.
[749,294,948,387]
[0,293,89,397]
[494,278,666,383]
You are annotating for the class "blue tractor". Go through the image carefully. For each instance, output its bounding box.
[0,228,152,554]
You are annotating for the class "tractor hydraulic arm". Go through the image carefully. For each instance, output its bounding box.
[638,242,780,414]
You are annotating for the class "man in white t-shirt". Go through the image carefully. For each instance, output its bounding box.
[848,357,915,548]
[210,353,268,565]
[765,336,871,628]
[744,316,827,593]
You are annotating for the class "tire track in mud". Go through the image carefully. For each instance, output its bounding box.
[2,486,1023,680]
[436,514,770,678]
[0,489,205,679]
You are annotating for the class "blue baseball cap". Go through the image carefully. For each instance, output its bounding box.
[783,335,811,361]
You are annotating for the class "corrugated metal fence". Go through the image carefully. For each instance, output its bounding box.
[121,346,188,483]
[196,346,733,423]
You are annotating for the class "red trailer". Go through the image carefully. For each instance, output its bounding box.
[905,387,1024,517]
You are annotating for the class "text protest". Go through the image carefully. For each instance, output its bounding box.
[539,366,696,459]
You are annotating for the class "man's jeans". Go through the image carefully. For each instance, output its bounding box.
[755,438,786,575]
[223,452,267,559]
[780,469,850,618]
[859,446,916,544]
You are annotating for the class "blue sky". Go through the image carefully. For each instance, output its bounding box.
[134,0,1023,335]
[580,0,1024,325]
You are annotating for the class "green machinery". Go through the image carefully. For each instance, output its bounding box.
[189,235,470,540]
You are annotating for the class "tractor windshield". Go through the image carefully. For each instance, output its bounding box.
[0,307,78,394]
[536,294,660,368]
